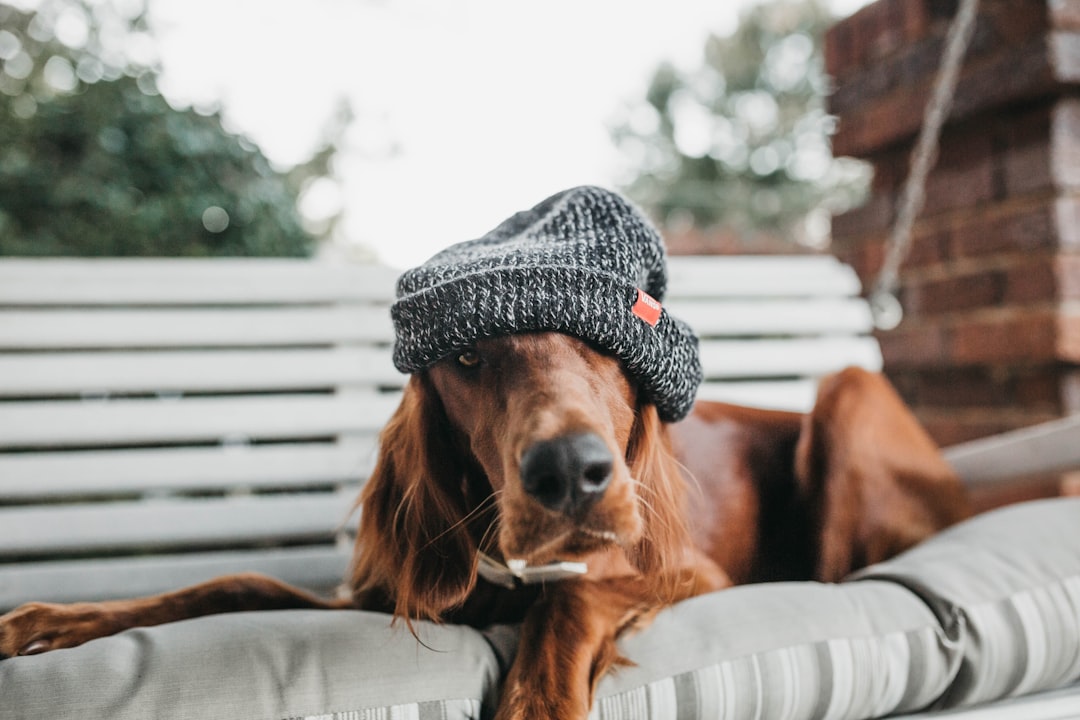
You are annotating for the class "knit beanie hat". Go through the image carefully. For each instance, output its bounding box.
[391,186,702,422]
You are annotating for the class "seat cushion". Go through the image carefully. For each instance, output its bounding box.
[0,610,501,720]
[2,498,1078,720]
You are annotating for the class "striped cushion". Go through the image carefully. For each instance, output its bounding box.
[595,628,954,719]
[0,610,501,720]
[594,581,956,719]
[287,700,481,720]
[854,497,1080,709]
[591,498,1080,719]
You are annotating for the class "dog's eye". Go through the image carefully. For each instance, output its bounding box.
[457,349,481,368]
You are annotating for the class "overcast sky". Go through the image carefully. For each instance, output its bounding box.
[142,0,871,267]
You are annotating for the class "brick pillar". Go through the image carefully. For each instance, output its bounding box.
[827,0,1080,447]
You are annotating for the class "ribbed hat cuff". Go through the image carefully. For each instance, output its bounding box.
[391,265,700,421]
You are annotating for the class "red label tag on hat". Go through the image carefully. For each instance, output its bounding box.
[632,288,662,327]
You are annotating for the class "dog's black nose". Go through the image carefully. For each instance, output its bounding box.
[519,432,614,515]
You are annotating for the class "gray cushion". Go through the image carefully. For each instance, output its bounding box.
[2,498,1078,720]
[594,580,956,719]
[853,497,1080,710]
[590,497,1080,719]
[0,610,501,720]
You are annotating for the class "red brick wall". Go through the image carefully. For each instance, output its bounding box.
[827,0,1080,446]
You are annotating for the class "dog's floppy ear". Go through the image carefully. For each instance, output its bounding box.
[795,367,972,581]
[350,373,477,623]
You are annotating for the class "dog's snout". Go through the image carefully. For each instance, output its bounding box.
[519,432,614,515]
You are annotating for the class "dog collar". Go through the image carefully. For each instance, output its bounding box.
[476,551,588,589]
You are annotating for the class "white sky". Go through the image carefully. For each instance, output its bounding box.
[145,0,870,268]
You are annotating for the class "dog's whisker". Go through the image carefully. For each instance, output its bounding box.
[421,491,501,552]
[673,457,704,501]
[630,478,659,517]
[631,477,682,539]
[477,510,503,555]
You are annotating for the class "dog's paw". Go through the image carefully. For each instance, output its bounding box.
[0,602,118,659]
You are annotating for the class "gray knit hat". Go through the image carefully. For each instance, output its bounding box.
[391,186,702,422]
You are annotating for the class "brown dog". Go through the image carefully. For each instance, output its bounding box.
[0,331,968,719]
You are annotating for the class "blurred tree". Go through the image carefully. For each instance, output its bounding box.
[289,97,352,244]
[0,0,330,256]
[612,0,870,249]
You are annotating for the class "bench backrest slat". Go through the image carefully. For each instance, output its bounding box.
[0,443,376,499]
[0,490,357,558]
[666,255,863,297]
[0,307,394,348]
[0,348,403,396]
[0,394,397,449]
[0,259,397,304]
[699,338,883,380]
[666,298,873,336]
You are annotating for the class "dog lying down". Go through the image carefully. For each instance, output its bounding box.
[0,186,970,720]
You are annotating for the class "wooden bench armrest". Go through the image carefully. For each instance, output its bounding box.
[942,414,1080,484]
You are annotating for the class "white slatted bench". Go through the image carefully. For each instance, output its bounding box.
[666,256,881,411]
[0,260,402,609]
[0,255,885,610]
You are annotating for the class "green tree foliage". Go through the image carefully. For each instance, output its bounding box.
[0,0,323,256]
[612,0,869,248]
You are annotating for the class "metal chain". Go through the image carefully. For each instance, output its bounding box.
[870,0,981,330]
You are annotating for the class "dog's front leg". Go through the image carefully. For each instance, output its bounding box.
[495,578,651,720]
[0,573,342,658]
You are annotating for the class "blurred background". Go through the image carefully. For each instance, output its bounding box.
[0,0,873,267]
